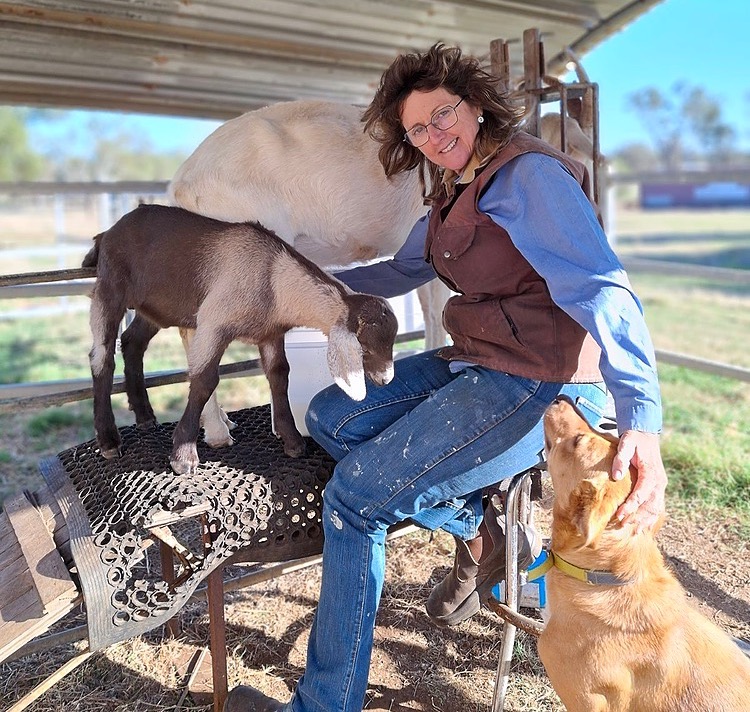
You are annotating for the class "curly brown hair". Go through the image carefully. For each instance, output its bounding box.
[362,43,523,204]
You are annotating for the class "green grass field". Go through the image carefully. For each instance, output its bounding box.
[1,205,749,534]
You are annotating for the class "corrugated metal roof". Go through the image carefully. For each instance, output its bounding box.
[0,0,662,119]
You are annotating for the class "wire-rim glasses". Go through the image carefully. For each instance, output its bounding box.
[403,98,464,147]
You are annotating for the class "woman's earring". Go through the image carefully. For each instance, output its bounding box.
[477,115,485,124]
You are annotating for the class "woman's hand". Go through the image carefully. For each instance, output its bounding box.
[611,430,667,533]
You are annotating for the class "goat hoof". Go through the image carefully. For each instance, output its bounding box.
[283,439,306,458]
[136,419,158,431]
[100,445,122,460]
[170,457,198,475]
[203,432,234,449]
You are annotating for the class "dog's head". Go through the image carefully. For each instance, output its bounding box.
[543,397,634,551]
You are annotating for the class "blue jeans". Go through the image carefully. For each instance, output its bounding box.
[287,350,606,712]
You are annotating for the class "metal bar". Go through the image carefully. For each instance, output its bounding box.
[0,180,168,195]
[607,169,750,184]
[621,258,750,285]
[546,0,665,75]
[491,471,531,712]
[654,351,750,383]
[0,332,424,411]
[0,281,94,299]
[192,523,419,601]
[159,542,181,639]
[521,28,542,138]
[0,359,264,412]
[0,268,96,287]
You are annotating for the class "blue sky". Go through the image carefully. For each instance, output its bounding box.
[26,0,750,158]
[581,0,749,153]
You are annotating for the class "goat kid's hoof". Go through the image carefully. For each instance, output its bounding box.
[170,443,200,475]
[282,437,306,459]
[170,457,199,475]
[203,432,235,449]
[99,445,122,460]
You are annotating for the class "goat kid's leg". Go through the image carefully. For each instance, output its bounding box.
[121,313,159,429]
[259,337,305,458]
[89,288,124,459]
[171,329,230,474]
[171,369,220,475]
[179,326,235,447]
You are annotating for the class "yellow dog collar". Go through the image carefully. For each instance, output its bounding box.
[528,550,633,587]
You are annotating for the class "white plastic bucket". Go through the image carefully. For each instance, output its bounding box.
[273,327,333,437]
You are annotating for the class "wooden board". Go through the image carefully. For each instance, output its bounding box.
[0,490,79,663]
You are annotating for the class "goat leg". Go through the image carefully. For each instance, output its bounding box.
[259,337,305,458]
[89,290,123,459]
[179,326,235,447]
[121,312,159,429]
[171,340,225,474]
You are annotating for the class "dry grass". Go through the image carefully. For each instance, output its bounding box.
[1,204,749,710]
[2,492,748,712]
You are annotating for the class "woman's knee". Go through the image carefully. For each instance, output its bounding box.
[321,466,369,529]
[306,385,348,444]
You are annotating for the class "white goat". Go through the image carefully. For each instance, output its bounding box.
[169,100,426,267]
[83,204,398,475]
[167,98,601,450]
[168,99,447,448]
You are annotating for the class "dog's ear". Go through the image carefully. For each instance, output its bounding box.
[327,323,366,401]
[569,479,617,547]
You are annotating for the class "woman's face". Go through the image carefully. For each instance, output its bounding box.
[400,87,482,173]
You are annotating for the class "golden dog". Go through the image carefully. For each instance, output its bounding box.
[538,397,750,712]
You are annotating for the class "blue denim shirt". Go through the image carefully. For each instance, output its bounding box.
[335,152,662,434]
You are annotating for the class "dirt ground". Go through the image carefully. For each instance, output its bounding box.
[2,490,748,712]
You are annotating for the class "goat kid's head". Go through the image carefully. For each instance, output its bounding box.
[327,295,398,401]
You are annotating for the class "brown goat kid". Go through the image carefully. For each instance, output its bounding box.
[83,204,398,474]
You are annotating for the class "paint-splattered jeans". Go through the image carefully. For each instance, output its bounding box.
[286,349,606,712]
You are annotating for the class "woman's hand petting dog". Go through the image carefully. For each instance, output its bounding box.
[611,430,667,534]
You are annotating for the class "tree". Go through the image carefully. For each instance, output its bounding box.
[0,108,46,181]
[681,86,736,165]
[28,109,185,181]
[626,82,737,169]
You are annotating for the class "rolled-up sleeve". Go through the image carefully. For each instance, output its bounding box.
[478,152,662,433]
[333,214,437,298]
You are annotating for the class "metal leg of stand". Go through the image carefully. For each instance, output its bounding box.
[491,469,534,712]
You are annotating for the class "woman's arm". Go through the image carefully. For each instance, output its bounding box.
[334,214,437,297]
[479,152,667,531]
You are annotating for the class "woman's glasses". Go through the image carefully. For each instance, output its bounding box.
[404,98,464,147]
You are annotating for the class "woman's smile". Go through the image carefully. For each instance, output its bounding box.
[401,87,481,173]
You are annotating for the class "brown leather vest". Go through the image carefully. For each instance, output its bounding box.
[425,132,602,382]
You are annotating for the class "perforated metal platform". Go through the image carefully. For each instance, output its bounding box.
[40,405,335,651]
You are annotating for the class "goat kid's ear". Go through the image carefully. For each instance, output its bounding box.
[327,323,366,401]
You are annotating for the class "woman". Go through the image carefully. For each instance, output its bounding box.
[225,43,667,712]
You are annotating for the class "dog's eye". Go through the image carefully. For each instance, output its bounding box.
[574,433,586,449]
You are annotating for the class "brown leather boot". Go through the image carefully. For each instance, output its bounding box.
[223,685,287,712]
[425,498,541,626]
[425,535,482,625]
